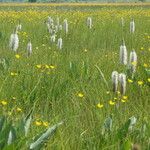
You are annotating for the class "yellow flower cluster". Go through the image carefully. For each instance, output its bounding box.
[34,120,49,127]
[36,64,56,69]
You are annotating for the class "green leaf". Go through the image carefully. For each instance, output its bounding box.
[102,115,112,135]
[117,119,131,141]
[0,116,5,133]
[120,139,132,150]
[145,69,150,76]
[24,110,33,137]
[117,116,137,141]
[129,116,137,131]
[0,58,9,71]
[29,121,63,150]
[7,127,16,146]
[0,121,12,149]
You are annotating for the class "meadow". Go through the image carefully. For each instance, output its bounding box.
[0,3,150,150]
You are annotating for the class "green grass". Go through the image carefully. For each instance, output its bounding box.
[0,4,149,150]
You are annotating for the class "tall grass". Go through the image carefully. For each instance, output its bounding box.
[0,4,149,149]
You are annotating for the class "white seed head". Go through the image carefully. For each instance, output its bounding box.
[55,25,59,32]
[50,34,56,43]
[9,30,19,52]
[111,71,119,93]
[47,16,53,25]
[27,40,32,56]
[7,130,13,145]
[57,38,63,49]
[119,73,126,95]
[129,50,137,73]
[130,19,135,33]
[87,17,92,29]
[46,23,51,32]
[120,41,128,65]
[64,19,68,34]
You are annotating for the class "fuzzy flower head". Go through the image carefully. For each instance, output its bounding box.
[27,39,32,57]
[129,50,137,73]
[64,19,68,34]
[9,28,19,52]
[47,16,53,25]
[57,38,63,50]
[130,18,135,33]
[111,71,119,93]
[15,54,20,59]
[87,17,92,29]
[120,40,128,65]
[119,73,126,95]
[50,34,56,43]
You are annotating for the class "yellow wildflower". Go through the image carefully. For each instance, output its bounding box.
[97,103,104,108]
[109,100,115,105]
[45,65,49,69]
[36,65,42,69]
[10,72,18,76]
[1,100,7,106]
[122,96,128,100]
[138,81,144,85]
[15,54,20,59]
[43,121,49,127]
[50,65,55,69]
[78,93,84,98]
[16,107,22,112]
[148,78,150,82]
[140,47,144,50]
[143,63,148,68]
[121,99,126,103]
[128,79,133,83]
[131,61,137,65]
[35,121,42,126]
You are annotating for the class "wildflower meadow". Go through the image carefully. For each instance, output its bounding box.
[0,3,150,150]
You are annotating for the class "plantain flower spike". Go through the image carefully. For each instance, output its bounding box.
[111,71,119,93]
[119,73,126,95]
[9,27,19,52]
[120,39,128,65]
